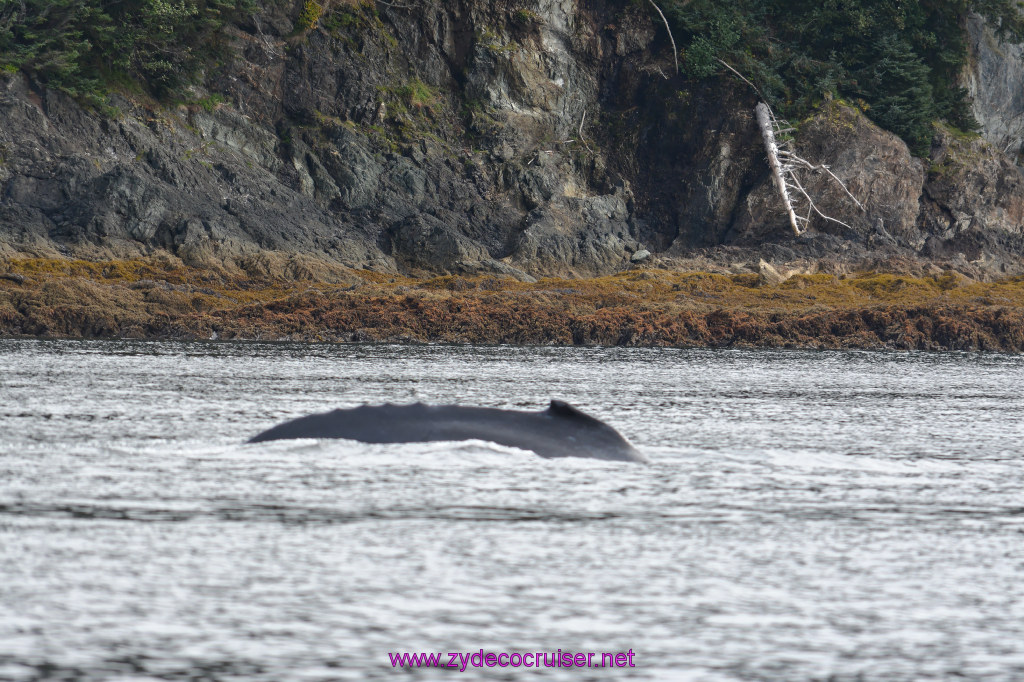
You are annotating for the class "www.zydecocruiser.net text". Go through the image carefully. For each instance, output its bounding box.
[389,649,637,671]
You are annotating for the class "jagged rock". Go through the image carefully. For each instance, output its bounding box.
[662,84,767,250]
[391,213,488,272]
[756,259,785,286]
[510,192,640,277]
[614,5,657,56]
[0,72,389,269]
[924,126,1024,235]
[388,213,533,281]
[319,126,382,209]
[919,126,1024,265]
[191,109,282,171]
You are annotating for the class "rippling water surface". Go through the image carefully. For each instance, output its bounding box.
[2,340,1024,681]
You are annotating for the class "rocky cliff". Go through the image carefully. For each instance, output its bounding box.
[966,11,1024,164]
[2,0,1024,280]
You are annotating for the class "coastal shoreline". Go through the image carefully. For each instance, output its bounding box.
[2,257,1023,352]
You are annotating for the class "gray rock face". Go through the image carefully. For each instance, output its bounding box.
[0,74,389,269]
[919,126,1024,269]
[965,12,1024,164]
[2,0,1024,277]
[389,212,532,280]
[510,189,640,277]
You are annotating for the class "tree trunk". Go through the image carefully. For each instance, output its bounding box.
[755,102,801,236]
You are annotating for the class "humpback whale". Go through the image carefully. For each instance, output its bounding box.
[249,400,647,462]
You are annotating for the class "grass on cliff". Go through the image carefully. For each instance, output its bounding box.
[3,256,1024,350]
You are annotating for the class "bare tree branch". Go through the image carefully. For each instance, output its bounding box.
[787,165,857,231]
[779,152,866,212]
[717,58,764,100]
[646,0,679,76]
[578,108,592,153]
[718,58,866,235]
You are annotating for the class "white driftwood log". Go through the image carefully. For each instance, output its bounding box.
[755,102,802,236]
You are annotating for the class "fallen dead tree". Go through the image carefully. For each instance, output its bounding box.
[754,101,866,236]
[717,59,865,236]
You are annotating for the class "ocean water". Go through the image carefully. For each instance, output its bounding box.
[2,340,1024,681]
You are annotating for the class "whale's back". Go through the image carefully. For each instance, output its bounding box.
[249,401,646,462]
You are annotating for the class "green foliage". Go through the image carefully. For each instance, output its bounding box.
[657,0,1024,155]
[0,0,253,104]
[195,92,228,112]
[296,0,323,31]
[317,1,381,39]
[391,79,439,114]
[513,9,540,25]
[322,7,363,32]
[858,35,936,155]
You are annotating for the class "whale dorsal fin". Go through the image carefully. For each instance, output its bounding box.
[547,400,601,424]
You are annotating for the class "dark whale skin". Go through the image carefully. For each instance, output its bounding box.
[248,400,647,463]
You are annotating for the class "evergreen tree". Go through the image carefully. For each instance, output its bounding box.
[0,0,251,103]
[660,0,1024,154]
[856,35,937,155]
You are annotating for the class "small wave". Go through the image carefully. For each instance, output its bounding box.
[242,437,640,468]
[0,500,639,525]
[739,448,967,475]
